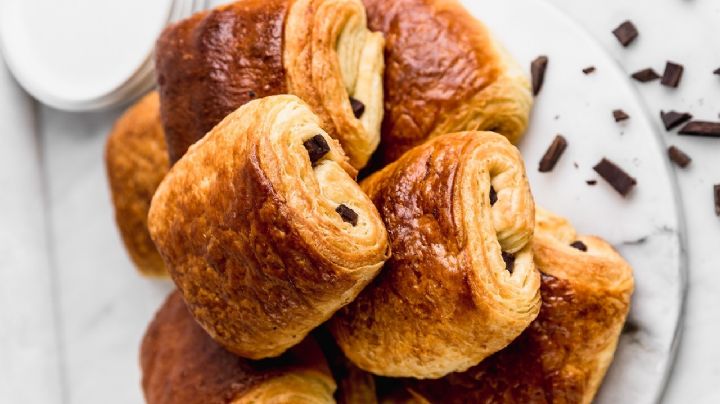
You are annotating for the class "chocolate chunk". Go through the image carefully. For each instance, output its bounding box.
[593,158,637,197]
[586,180,597,186]
[349,97,365,118]
[582,66,596,74]
[303,134,331,164]
[613,109,630,122]
[660,111,693,131]
[667,146,692,168]
[570,241,588,252]
[612,21,638,47]
[678,121,720,138]
[336,204,358,226]
[715,185,720,217]
[248,90,256,98]
[538,135,568,172]
[714,67,720,76]
[631,68,660,82]
[531,56,549,96]
[501,252,515,274]
[489,186,498,206]
[661,62,684,88]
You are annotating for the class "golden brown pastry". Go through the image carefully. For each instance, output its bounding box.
[104,92,169,277]
[362,0,532,164]
[148,95,390,359]
[156,0,384,169]
[141,291,337,404]
[330,131,540,379]
[389,208,634,404]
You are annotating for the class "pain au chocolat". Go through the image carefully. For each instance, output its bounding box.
[330,131,540,379]
[155,0,384,169]
[148,95,390,359]
[362,0,532,164]
[104,92,168,277]
[141,291,337,404]
[390,208,634,403]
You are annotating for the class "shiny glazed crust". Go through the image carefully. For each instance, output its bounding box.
[148,95,390,359]
[397,208,634,403]
[104,92,169,277]
[155,0,384,169]
[330,132,540,378]
[141,291,337,404]
[362,0,532,164]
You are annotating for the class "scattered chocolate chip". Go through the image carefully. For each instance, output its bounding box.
[593,158,637,197]
[613,109,630,122]
[661,62,684,88]
[489,186,498,206]
[660,111,693,131]
[631,68,661,82]
[586,180,597,186]
[678,121,720,138]
[531,56,549,96]
[622,320,640,335]
[248,90,256,98]
[303,134,331,164]
[501,252,515,274]
[349,97,365,118]
[582,66,596,75]
[715,185,720,217]
[336,204,358,226]
[612,21,638,47]
[714,67,720,76]
[570,241,588,252]
[538,135,568,172]
[667,146,692,168]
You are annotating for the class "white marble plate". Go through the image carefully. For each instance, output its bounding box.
[1,0,683,403]
[464,0,686,403]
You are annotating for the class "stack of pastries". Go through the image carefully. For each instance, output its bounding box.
[104,0,634,402]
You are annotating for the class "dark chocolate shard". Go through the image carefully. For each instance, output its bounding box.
[586,180,597,186]
[593,158,637,197]
[303,134,331,164]
[489,186,498,206]
[531,56,549,96]
[570,241,588,252]
[612,21,639,47]
[538,135,568,172]
[661,62,684,88]
[613,109,630,122]
[582,66,596,75]
[678,121,720,138]
[660,111,693,131]
[336,204,359,226]
[631,68,660,82]
[667,146,692,168]
[502,252,515,274]
[715,185,720,217]
[349,97,365,119]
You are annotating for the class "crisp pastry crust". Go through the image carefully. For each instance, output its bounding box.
[104,92,169,277]
[148,95,390,359]
[141,291,337,404]
[330,131,540,378]
[156,0,384,169]
[392,208,634,404]
[362,0,532,164]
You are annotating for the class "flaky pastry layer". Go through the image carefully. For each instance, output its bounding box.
[156,0,384,169]
[148,95,390,359]
[362,0,532,164]
[330,131,540,378]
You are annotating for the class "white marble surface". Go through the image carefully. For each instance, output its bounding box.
[0,0,718,403]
